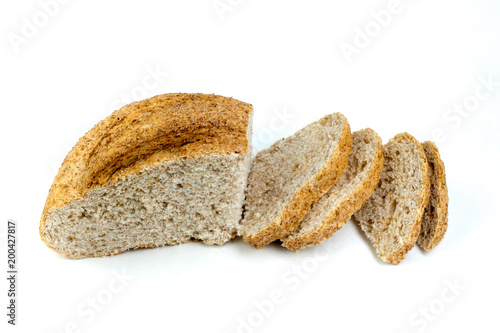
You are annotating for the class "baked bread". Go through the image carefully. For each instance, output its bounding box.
[40,93,253,259]
[240,113,353,249]
[353,133,430,265]
[282,129,384,251]
[417,141,449,251]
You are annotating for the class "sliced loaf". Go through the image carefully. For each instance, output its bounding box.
[240,113,353,249]
[417,141,449,251]
[40,93,253,259]
[353,133,430,265]
[282,129,384,251]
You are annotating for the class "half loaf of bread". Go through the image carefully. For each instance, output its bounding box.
[353,133,430,265]
[282,128,384,251]
[40,93,253,259]
[240,113,353,249]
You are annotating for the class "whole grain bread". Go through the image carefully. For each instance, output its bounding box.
[40,93,253,259]
[417,141,449,251]
[353,133,430,265]
[240,113,353,249]
[282,129,384,251]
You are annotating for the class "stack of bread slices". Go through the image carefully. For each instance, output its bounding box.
[240,113,448,264]
[40,94,448,264]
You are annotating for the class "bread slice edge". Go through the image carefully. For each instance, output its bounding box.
[383,134,431,264]
[417,141,449,251]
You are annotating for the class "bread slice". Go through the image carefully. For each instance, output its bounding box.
[417,141,449,251]
[40,93,253,259]
[240,113,353,249]
[282,129,384,251]
[353,133,430,265]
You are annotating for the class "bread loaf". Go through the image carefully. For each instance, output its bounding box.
[40,93,253,259]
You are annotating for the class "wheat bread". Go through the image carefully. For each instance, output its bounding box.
[240,113,353,249]
[40,93,253,259]
[282,129,384,251]
[353,133,430,265]
[417,141,449,251]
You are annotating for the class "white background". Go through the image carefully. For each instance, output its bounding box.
[1,0,500,332]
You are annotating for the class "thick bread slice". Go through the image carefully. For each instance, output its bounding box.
[40,93,253,259]
[417,141,449,251]
[282,129,384,251]
[240,113,353,249]
[353,133,430,265]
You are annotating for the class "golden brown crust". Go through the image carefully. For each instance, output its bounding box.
[40,93,253,238]
[282,129,384,251]
[384,134,431,265]
[243,118,353,249]
[417,141,449,251]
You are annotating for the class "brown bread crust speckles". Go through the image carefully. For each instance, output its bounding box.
[40,93,252,239]
[282,129,384,251]
[417,141,449,251]
[243,117,353,249]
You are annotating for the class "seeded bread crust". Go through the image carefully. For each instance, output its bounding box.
[282,129,384,251]
[417,141,449,251]
[40,93,253,256]
[242,114,353,249]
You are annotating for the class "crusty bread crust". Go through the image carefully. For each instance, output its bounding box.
[282,129,384,251]
[417,141,449,251]
[40,93,253,253]
[243,115,353,248]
